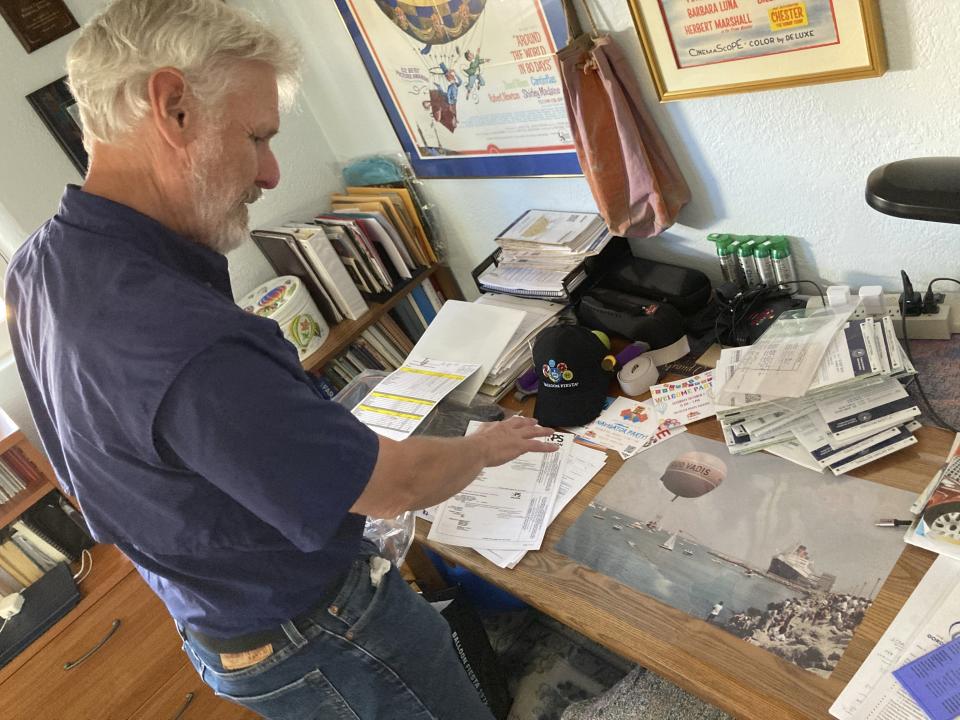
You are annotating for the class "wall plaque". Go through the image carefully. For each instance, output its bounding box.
[0,0,79,53]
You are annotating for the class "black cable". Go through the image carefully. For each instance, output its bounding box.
[712,280,826,349]
[926,277,960,294]
[790,279,827,310]
[900,310,959,434]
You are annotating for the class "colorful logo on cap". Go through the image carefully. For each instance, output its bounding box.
[542,359,574,383]
[619,405,649,424]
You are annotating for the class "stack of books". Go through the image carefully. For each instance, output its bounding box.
[714,314,923,474]
[475,210,611,301]
[310,282,445,399]
[251,186,439,327]
[0,493,91,595]
[472,294,566,400]
[0,456,26,506]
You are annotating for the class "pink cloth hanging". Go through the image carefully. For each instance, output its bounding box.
[558,2,691,238]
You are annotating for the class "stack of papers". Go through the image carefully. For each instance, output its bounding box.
[473,294,566,400]
[830,555,960,720]
[349,358,481,441]
[406,300,524,405]
[714,311,922,474]
[903,433,960,559]
[425,425,608,569]
[477,210,611,300]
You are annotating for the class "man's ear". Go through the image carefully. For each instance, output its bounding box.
[147,68,195,150]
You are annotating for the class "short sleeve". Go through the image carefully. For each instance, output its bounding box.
[154,338,379,552]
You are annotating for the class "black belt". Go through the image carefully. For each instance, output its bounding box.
[185,569,351,655]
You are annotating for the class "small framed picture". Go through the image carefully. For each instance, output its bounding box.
[626,0,887,101]
[27,76,87,176]
[0,0,79,53]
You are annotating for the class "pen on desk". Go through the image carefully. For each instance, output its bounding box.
[875,518,912,527]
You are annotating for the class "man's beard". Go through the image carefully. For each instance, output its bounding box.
[189,137,261,254]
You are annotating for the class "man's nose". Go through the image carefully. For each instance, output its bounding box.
[256,149,280,190]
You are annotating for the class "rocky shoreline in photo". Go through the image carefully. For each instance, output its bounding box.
[723,593,870,676]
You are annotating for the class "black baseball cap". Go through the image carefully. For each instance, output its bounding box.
[533,325,613,428]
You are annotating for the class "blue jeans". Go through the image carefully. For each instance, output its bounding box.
[180,550,495,720]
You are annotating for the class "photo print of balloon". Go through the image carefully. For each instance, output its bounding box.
[556,434,916,676]
[334,0,582,178]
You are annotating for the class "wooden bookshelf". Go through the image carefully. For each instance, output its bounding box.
[301,263,441,373]
[0,431,57,530]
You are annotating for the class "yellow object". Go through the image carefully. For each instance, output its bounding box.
[591,330,611,349]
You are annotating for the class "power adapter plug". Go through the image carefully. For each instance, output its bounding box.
[899,270,923,317]
[0,592,24,619]
[922,290,945,315]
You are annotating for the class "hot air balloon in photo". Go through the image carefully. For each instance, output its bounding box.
[374,1,489,134]
[374,1,487,54]
[660,452,727,502]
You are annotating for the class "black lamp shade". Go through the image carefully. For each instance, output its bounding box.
[866,157,960,224]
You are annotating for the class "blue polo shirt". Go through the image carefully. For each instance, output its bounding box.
[5,186,380,637]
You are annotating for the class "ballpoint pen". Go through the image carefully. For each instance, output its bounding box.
[875,518,913,527]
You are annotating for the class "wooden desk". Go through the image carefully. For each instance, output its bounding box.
[415,395,951,719]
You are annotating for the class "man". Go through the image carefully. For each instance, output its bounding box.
[463,50,489,100]
[5,2,556,718]
[706,601,724,623]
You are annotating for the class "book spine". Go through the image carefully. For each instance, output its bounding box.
[362,327,404,368]
[420,278,444,313]
[405,294,428,331]
[12,520,72,563]
[388,304,424,343]
[354,337,394,371]
[376,316,415,354]
[348,343,384,372]
[10,532,57,571]
[322,364,349,391]
[408,286,437,325]
[311,373,339,400]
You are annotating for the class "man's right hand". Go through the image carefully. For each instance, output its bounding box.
[471,415,558,467]
[352,416,560,518]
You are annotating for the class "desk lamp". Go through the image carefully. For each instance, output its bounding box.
[865,157,960,432]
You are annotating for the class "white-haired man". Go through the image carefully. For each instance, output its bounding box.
[5,2,556,718]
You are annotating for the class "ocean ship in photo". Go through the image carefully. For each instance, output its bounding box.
[768,544,836,592]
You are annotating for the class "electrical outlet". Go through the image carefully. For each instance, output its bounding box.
[805,293,953,339]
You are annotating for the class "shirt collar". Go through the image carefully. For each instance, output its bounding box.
[57,184,233,298]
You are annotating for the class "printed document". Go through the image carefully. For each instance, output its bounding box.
[407,300,524,403]
[830,556,960,720]
[476,443,608,569]
[351,358,480,440]
[715,309,851,403]
[427,426,572,551]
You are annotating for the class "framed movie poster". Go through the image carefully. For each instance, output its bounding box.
[27,76,88,176]
[334,0,582,178]
[627,0,887,101]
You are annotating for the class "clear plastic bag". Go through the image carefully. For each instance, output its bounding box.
[363,512,415,566]
[334,370,505,566]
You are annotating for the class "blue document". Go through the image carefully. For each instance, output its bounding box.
[893,635,960,720]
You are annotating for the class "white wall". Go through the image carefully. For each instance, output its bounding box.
[265,0,960,297]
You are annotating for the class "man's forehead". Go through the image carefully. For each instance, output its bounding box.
[222,61,281,127]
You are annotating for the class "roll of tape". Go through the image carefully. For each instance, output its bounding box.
[618,355,659,396]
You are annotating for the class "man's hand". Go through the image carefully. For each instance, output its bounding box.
[353,415,559,518]
[472,415,558,467]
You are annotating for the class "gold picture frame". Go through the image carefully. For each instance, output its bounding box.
[626,0,886,101]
